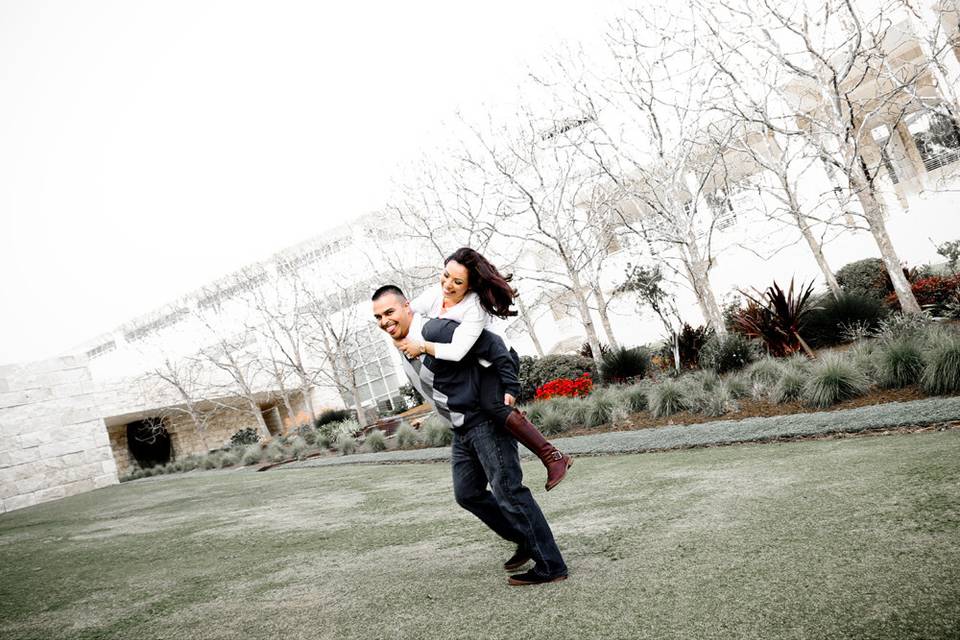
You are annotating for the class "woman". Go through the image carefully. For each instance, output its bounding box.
[395,247,572,491]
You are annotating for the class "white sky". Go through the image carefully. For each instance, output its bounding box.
[0,0,626,365]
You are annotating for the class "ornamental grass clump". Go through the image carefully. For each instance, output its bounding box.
[335,433,357,455]
[648,379,690,418]
[619,383,649,413]
[803,354,871,408]
[771,367,807,404]
[422,416,453,447]
[241,444,263,466]
[875,338,925,388]
[921,333,960,395]
[724,372,751,399]
[264,442,286,463]
[696,382,738,417]
[538,406,568,436]
[395,421,421,449]
[218,450,239,468]
[585,389,617,427]
[363,429,388,452]
[747,357,784,391]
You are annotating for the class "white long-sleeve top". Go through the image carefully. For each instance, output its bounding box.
[409,284,512,364]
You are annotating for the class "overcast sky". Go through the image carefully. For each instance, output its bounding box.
[0,0,626,365]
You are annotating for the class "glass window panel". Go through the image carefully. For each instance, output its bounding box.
[370,378,387,397]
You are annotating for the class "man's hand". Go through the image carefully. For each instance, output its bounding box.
[504,393,516,407]
[395,338,423,359]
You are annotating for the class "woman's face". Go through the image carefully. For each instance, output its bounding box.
[441,260,470,304]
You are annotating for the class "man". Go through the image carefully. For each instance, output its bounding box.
[372,284,568,586]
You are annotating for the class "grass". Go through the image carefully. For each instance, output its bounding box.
[804,354,871,408]
[2,431,959,639]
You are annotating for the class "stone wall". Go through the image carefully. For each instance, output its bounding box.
[0,355,118,514]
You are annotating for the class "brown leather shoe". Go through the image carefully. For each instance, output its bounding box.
[504,546,531,572]
[507,569,569,586]
[503,410,573,491]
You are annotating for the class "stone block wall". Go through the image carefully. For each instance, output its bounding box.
[0,356,118,514]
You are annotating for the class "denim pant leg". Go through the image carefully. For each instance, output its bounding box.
[467,421,568,577]
[451,427,526,546]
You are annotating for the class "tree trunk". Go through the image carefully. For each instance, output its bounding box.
[516,296,545,357]
[850,169,922,313]
[249,400,272,440]
[301,381,316,422]
[593,287,620,348]
[568,266,604,360]
[680,247,727,335]
[785,182,843,298]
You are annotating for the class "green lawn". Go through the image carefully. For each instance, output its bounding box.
[2,431,959,640]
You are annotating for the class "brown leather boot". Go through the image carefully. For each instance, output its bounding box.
[503,410,573,491]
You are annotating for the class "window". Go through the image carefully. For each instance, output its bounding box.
[87,340,116,359]
[907,111,960,172]
[706,191,737,230]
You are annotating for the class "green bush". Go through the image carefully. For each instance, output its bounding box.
[648,380,690,418]
[200,454,220,470]
[314,408,355,429]
[803,354,870,408]
[847,340,880,383]
[802,293,887,348]
[538,405,570,435]
[599,347,650,383]
[876,339,925,388]
[693,382,737,417]
[422,416,453,447]
[922,334,960,395]
[364,429,388,452]
[700,333,758,374]
[286,435,308,459]
[229,427,260,447]
[264,442,286,463]
[217,451,239,468]
[836,258,888,300]
[395,422,421,449]
[725,372,752,399]
[873,311,933,342]
[518,354,598,403]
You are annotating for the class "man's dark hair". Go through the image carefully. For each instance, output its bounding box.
[371,284,406,302]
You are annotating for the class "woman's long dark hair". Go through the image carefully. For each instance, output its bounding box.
[445,247,517,318]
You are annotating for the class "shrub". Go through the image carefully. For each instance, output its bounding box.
[599,347,650,383]
[802,293,887,348]
[395,422,421,449]
[519,354,597,403]
[180,456,201,472]
[241,445,263,466]
[872,311,933,342]
[335,433,357,455]
[937,239,960,272]
[230,427,260,447]
[747,357,784,386]
[648,380,690,418]
[836,258,889,299]
[200,454,220,470]
[314,408,355,429]
[676,324,715,369]
[286,435,308,458]
[875,339,925,388]
[700,333,758,374]
[922,334,960,395]
[364,429,388,452]
[885,274,960,316]
[578,341,610,358]
[803,354,870,408]
[691,382,737,417]
[550,396,590,427]
[535,373,593,401]
[422,416,453,447]
[218,451,239,468]
[732,280,816,357]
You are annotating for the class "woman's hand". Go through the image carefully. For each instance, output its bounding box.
[395,339,424,359]
[504,393,516,407]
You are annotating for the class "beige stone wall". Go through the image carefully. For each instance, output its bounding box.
[0,356,118,514]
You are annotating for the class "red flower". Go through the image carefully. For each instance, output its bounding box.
[534,373,593,400]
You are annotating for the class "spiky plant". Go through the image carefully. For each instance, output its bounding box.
[922,333,960,395]
[538,407,569,435]
[241,445,263,466]
[619,383,649,412]
[648,380,690,418]
[803,354,870,408]
[599,346,650,383]
[395,422,421,449]
[724,372,752,399]
[734,279,817,356]
[771,368,807,404]
[585,389,617,428]
[700,333,758,374]
[335,433,357,455]
[746,357,784,399]
[875,339,925,388]
[364,429,388,452]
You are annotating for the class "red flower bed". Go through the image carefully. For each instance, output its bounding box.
[534,373,593,400]
[885,274,960,314]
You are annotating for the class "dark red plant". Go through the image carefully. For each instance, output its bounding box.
[733,279,816,357]
[535,373,593,400]
[884,274,960,315]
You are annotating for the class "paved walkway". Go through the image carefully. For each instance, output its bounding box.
[286,396,960,469]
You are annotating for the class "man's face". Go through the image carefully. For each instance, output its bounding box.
[372,293,413,340]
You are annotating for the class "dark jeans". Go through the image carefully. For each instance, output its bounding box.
[478,349,519,429]
[451,420,567,577]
